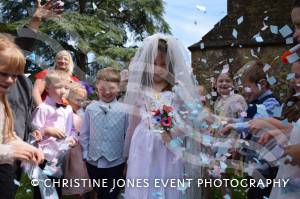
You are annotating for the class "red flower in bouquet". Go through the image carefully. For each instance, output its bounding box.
[161,116,172,127]
[152,109,161,116]
[163,105,173,113]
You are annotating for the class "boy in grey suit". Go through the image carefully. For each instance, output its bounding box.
[80,67,128,199]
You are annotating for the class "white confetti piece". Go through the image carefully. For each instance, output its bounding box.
[264,16,269,21]
[237,16,244,25]
[92,2,97,10]
[201,58,207,63]
[255,36,264,43]
[261,23,269,31]
[196,5,206,13]
[263,64,271,72]
[232,29,238,39]
[211,91,218,97]
[222,64,230,73]
[14,179,20,187]
[244,86,252,93]
[118,7,124,12]
[270,25,278,34]
[240,111,247,117]
[279,25,293,38]
[251,49,259,58]
[200,42,205,49]
[229,58,234,63]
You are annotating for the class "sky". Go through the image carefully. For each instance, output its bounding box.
[163,0,227,48]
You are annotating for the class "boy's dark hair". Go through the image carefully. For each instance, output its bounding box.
[294,0,300,8]
[239,60,269,86]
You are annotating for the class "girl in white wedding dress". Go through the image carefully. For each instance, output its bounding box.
[123,34,202,199]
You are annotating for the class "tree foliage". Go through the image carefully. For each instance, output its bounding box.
[0,0,170,79]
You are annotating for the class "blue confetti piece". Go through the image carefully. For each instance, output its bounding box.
[267,75,277,85]
[286,37,294,44]
[270,25,278,34]
[224,193,231,199]
[281,119,289,126]
[272,104,283,117]
[287,73,295,80]
[152,192,163,198]
[211,123,220,129]
[257,104,269,117]
[279,25,293,38]
[287,53,300,63]
[255,36,264,43]
[170,138,183,149]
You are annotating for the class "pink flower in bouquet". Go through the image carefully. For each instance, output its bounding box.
[163,105,173,113]
[161,116,172,127]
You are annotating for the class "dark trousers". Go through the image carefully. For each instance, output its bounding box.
[86,162,125,199]
[0,164,17,199]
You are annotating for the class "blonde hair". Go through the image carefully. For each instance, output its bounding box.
[0,35,26,141]
[96,67,120,83]
[68,82,87,101]
[45,70,71,87]
[54,50,74,74]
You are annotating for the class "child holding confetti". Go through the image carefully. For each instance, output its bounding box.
[0,35,44,199]
[32,70,77,199]
[123,34,201,199]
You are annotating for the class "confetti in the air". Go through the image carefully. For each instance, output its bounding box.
[237,16,244,25]
[196,5,207,13]
[279,25,293,38]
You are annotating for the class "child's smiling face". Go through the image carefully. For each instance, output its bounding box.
[242,80,263,103]
[216,73,233,96]
[96,80,119,103]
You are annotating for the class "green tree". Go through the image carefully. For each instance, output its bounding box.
[0,0,170,79]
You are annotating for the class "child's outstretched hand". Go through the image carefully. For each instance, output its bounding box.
[44,127,65,139]
[10,141,44,165]
[218,124,233,136]
[284,143,300,166]
[66,137,77,147]
[32,130,43,141]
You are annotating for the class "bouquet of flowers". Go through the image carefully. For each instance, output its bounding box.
[151,105,174,133]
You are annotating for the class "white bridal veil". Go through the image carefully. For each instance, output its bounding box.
[124,33,204,198]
